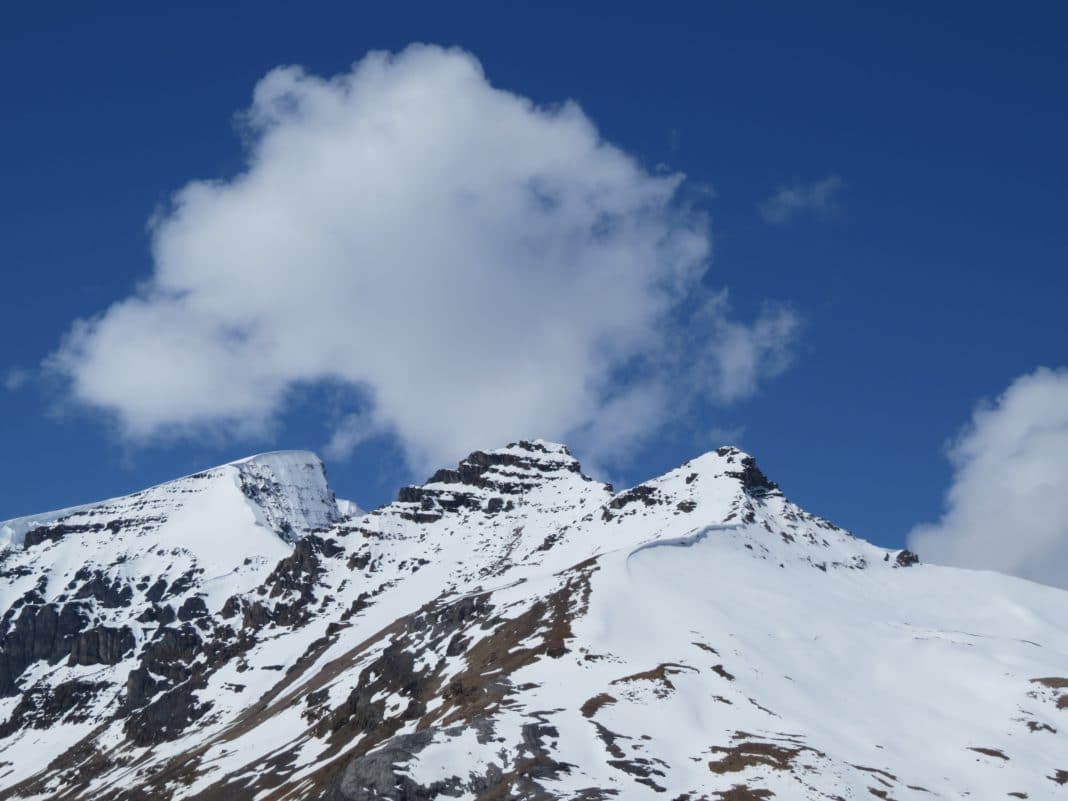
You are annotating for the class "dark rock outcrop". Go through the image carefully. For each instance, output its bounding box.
[717,448,780,497]
[895,549,920,567]
[68,625,135,666]
[0,601,90,696]
[0,679,108,737]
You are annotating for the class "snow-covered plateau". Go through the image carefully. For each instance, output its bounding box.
[0,441,1065,800]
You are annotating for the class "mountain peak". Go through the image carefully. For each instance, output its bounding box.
[226,449,341,539]
[424,439,584,486]
[391,439,594,522]
[0,448,342,552]
[228,448,324,467]
[689,445,781,496]
[603,445,782,520]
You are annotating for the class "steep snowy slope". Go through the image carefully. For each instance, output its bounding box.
[0,442,1065,801]
[0,451,347,782]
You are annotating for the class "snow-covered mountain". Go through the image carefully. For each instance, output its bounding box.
[1,441,1066,800]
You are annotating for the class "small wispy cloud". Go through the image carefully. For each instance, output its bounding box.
[693,292,801,404]
[3,368,31,392]
[759,175,843,225]
[323,410,380,461]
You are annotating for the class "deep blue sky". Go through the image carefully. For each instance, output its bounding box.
[2,2,1066,548]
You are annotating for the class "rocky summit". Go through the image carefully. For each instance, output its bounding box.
[0,441,1066,800]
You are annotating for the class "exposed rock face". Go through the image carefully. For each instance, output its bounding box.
[67,624,135,666]
[233,451,344,540]
[0,440,1065,801]
[717,446,781,496]
[895,548,921,567]
[322,730,441,801]
[0,678,108,739]
[0,601,91,696]
[393,440,584,522]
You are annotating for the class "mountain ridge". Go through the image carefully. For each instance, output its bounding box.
[0,441,1065,800]
[0,449,354,550]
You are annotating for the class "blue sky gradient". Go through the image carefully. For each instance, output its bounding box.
[2,2,1066,550]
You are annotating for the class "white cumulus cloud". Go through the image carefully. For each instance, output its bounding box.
[759,175,843,225]
[49,45,798,471]
[909,367,1068,589]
